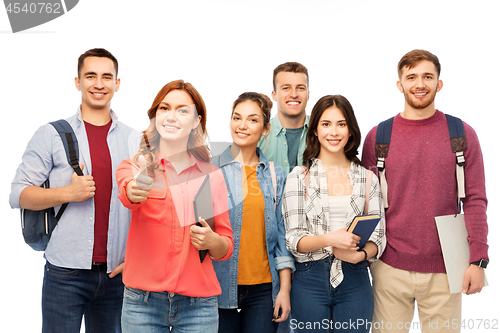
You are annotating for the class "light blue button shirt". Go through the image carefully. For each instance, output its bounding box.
[258,115,310,174]
[10,108,140,273]
[212,147,295,309]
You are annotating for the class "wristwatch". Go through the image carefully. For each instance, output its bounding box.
[471,259,488,269]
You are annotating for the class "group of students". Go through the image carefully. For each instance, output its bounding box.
[10,48,488,333]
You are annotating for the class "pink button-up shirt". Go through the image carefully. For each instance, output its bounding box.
[116,154,233,297]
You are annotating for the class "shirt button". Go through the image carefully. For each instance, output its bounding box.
[90,217,93,220]
[284,160,288,164]
[284,142,287,146]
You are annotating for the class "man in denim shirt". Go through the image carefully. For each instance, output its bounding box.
[10,48,137,333]
[258,62,310,174]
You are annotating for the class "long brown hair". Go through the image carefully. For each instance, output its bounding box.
[133,80,211,175]
[302,95,361,172]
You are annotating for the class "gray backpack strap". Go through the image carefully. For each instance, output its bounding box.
[375,117,394,209]
[446,114,467,212]
[49,119,82,221]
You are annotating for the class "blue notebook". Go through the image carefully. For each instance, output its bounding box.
[347,214,381,248]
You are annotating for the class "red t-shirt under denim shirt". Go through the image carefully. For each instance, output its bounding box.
[84,120,112,263]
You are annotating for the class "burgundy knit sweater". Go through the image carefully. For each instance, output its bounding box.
[362,111,488,273]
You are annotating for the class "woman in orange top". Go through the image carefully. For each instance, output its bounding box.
[212,93,294,333]
[116,80,233,333]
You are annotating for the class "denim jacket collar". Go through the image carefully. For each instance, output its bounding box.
[218,145,271,171]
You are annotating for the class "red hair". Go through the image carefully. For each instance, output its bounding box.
[134,80,211,175]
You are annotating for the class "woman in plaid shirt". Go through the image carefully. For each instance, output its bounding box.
[282,95,386,332]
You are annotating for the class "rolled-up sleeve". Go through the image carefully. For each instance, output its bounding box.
[274,166,295,272]
[116,159,144,211]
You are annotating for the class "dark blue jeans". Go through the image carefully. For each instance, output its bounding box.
[42,260,124,333]
[219,283,278,333]
[290,258,373,333]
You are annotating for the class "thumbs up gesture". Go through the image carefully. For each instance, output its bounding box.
[126,155,153,203]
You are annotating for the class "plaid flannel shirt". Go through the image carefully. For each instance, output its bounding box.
[282,159,386,287]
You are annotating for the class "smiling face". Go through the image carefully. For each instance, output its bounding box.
[155,89,201,146]
[230,100,269,149]
[75,56,120,113]
[272,71,309,120]
[315,106,350,158]
[397,60,443,112]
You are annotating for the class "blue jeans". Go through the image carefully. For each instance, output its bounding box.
[42,261,124,333]
[122,287,218,333]
[218,283,278,333]
[290,258,373,333]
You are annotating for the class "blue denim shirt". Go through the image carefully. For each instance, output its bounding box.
[10,108,140,273]
[212,146,295,309]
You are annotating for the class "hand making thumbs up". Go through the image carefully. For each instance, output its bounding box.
[126,155,153,203]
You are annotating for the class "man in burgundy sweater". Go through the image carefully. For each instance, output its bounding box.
[362,49,488,333]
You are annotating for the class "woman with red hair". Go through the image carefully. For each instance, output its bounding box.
[116,80,233,333]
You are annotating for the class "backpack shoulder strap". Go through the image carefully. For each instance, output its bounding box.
[269,161,277,210]
[49,119,82,221]
[49,119,83,176]
[445,114,467,204]
[375,117,394,209]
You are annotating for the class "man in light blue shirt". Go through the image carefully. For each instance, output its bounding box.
[258,62,310,333]
[10,48,137,333]
[258,62,310,174]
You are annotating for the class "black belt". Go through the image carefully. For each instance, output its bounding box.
[92,262,107,266]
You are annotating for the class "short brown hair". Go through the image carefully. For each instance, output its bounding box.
[398,49,441,79]
[77,48,118,78]
[273,62,309,90]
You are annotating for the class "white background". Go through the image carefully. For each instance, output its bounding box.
[1,1,498,332]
